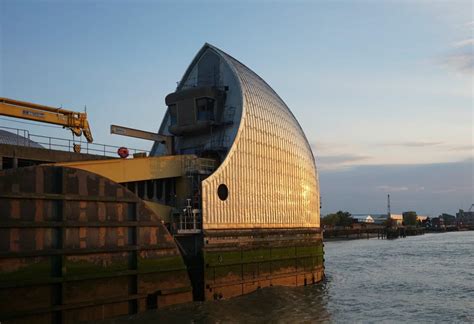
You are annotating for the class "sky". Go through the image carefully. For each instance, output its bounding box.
[1,0,472,216]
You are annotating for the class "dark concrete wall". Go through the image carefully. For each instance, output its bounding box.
[202,228,324,300]
[0,144,113,167]
[0,165,192,323]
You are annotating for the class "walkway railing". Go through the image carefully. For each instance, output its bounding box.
[0,125,149,157]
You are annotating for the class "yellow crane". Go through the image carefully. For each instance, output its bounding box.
[0,97,93,143]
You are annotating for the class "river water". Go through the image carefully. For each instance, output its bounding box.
[114,231,473,323]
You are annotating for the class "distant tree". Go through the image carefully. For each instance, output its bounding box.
[336,211,353,227]
[403,211,418,226]
[322,211,352,227]
[321,213,339,227]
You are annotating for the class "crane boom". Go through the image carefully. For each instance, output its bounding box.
[0,97,93,143]
[110,124,173,155]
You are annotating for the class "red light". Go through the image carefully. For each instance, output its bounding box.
[117,147,129,158]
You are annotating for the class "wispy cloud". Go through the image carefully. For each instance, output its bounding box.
[448,144,474,151]
[315,153,371,171]
[376,185,426,193]
[442,53,474,74]
[432,186,472,194]
[310,141,331,153]
[376,185,409,192]
[441,21,474,75]
[317,154,370,164]
[310,141,350,153]
[382,141,443,148]
[432,188,457,194]
[453,38,474,48]
[310,141,371,170]
[319,159,472,216]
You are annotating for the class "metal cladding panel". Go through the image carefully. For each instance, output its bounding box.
[201,45,320,229]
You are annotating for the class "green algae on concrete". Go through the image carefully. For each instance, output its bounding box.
[0,258,52,283]
[138,255,187,272]
[204,242,324,282]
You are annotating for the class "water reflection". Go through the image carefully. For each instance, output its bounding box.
[106,232,474,323]
[113,283,331,323]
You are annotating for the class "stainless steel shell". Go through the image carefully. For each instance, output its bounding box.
[200,45,320,229]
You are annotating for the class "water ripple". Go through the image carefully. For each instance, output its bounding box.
[105,232,474,323]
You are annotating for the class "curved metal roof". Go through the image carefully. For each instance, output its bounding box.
[196,44,320,229]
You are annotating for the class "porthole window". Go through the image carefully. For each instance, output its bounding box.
[217,184,228,201]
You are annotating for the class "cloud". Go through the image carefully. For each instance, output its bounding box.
[310,141,331,153]
[319,159,473,216]
[314,153,371,171]
[432,188,457,194]
[376,185,409,192]
[310,142,372,170]
[310,141,350,153]
[383,141,443,148]
[316,154,370,164]
[442,53,474,74]
[448,144,474,151]
[375,185,425,193]
[441,22,474,74]
[453,38,474,48]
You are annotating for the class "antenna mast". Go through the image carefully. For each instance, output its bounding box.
[387,194,391,217]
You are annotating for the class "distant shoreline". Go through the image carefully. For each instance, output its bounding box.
[323,228,473,242]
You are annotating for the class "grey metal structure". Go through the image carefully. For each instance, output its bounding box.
[0,129,43,148]
[152,43,320,229]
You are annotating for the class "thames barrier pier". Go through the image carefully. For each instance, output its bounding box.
[0,43,323,323]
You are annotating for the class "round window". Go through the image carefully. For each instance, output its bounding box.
[217,184,228,201]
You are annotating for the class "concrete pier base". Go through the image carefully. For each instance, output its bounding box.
[202,228,324,300]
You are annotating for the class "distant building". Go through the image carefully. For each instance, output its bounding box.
[402,211,418,226]
[390,214,403,225]
[370,214,389,225]
[431,217,445,229]
[440,213,456,226]
[351,214,375,223]
[416,215,428,222]
[456,209,474,226]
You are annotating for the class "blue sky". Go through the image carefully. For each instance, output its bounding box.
[1,0,472,216]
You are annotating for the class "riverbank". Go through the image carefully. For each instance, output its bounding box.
[323,225,473,241]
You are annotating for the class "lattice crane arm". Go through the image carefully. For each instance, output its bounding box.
[0,97,93,143]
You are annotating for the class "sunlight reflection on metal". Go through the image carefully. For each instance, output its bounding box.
[197,45,320,229]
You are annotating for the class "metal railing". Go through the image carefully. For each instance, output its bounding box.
[184,157,216,174]
[0,125,150,157]
[175,199,202,234]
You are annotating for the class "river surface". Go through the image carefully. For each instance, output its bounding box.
[113,231,474,323]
